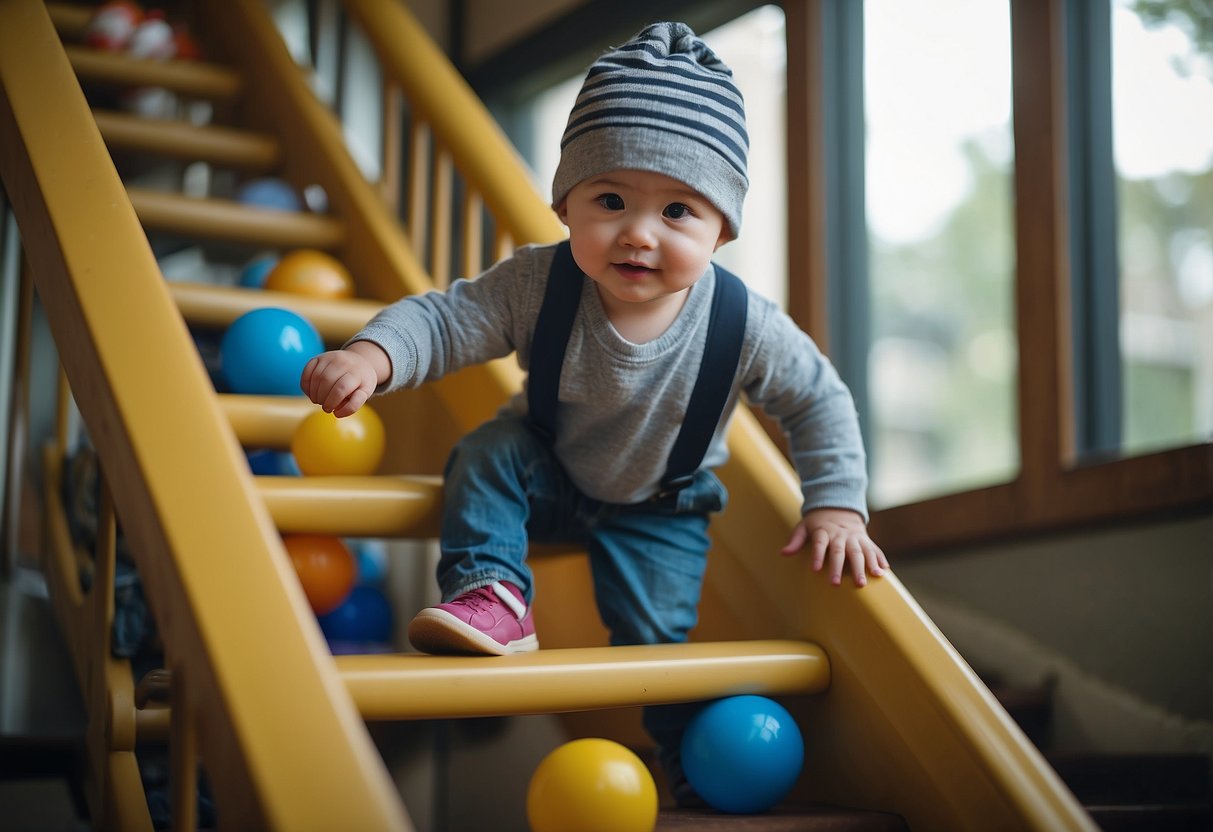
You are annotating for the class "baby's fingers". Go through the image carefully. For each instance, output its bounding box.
[781,524,808,556]
[847,537,868,586]
[865,540,889,577]
[808,528,830,573]
[321,371,367,416]
[826,534,847,586]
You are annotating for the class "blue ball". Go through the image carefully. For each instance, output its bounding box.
[681,695,804,814]
[220,307,323,396]
[352,539,390,585]
[318,585,394,647]
[245,449,301,476]
[239,255,279,289]
[236,178,302,212]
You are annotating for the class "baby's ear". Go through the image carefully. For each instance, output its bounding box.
[555,200,569,224]
[714,229,733,250]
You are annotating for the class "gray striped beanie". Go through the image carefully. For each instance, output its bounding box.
[551,22,749,239]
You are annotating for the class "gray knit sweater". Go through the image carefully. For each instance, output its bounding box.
[354,243,868,517]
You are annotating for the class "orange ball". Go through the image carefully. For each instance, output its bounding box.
[291,405,386,476]
[264,249,355,299]
[283,534,356,615]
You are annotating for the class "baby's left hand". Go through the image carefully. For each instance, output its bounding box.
[781,508,888,587]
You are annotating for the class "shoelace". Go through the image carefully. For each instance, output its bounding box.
[452,587,496,612]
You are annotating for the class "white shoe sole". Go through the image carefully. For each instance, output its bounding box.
[407,608,539,656]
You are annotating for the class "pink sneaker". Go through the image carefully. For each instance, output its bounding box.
[407,581,539,655]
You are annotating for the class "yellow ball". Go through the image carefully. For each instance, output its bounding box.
[526,738,657,832]
[264,249,355,299]
[291,405,385,476]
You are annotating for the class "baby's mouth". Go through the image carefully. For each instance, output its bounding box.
[613,262,655,280]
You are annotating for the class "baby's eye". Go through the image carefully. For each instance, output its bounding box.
[596,193,625,211]
[663,202,693,219]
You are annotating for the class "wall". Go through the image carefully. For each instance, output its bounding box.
[897,514,1213,755]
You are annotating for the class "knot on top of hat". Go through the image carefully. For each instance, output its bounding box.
[634,21,732,75]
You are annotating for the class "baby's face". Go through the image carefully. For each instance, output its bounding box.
[558,169,728,314]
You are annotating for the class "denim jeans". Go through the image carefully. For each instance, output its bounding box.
[437,415,727,756]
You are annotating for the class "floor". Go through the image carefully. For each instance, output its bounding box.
[0,567,91,831]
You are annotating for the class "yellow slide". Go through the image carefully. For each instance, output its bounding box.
[0,0,1095,828]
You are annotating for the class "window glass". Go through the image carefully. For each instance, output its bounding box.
[524,7,788,306]
[863,0,1018,506]
[1112,0,1213,453]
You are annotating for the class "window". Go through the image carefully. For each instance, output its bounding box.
[1109,0,1213,456]
[862,0,1018,507]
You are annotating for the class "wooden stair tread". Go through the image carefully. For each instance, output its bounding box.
[335,640,828,720]
[657,803,908,831]
[65,44,242,102]
[1049,752,1212,807]
[256,474,444,537]
[220,394,315,447]
[129,187,346,249]
[45,1,92,41]
[176,282,382,342]
[94,109,280,170]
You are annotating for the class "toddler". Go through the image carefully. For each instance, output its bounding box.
[300,21,886,804]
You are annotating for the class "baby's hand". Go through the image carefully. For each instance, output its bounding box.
[300,348,378,417]
[781,508,888,587]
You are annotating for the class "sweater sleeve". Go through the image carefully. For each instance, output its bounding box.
[742,301,870,521]
[347,251,537,393]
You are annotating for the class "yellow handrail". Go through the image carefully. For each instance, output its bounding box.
[0,2,408,828]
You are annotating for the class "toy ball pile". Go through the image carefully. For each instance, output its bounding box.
[85,1,202,61]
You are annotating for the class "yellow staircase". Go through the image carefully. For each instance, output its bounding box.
[0,0,1097,829]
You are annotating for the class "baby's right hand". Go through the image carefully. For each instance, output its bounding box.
[300,348,378,417]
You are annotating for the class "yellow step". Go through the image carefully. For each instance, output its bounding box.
[221,394,314,448]
[45,1,92,41]
[256,474,444,537]
[174,283,381,344]
[94,109,281,171]
[336,640,829,720]
[65,44,242,102]
[130,187,346,249]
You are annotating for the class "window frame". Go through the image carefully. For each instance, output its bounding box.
[861,0,1211,553]
[470,0,1213,557]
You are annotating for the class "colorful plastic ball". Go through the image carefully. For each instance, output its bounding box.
[219,307,323,396]
[172,24,202,60]
[352,539,389,585]
[291,405,385,476]
[245,449,300,477]
[283,534,356,615]
[527,738,657,832]
[239,255,279,289]
[86,1,143,52]
[318,585,394,646]
[264,250,355,299]
[236,178,302,212]
[681,695,804,814]
[127,10,175,59]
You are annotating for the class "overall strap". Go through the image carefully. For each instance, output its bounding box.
[527,241,582,442]
[527,241,749,498]
[659,263,747,496]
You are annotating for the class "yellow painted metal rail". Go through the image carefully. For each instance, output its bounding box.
[338,641,829,720]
